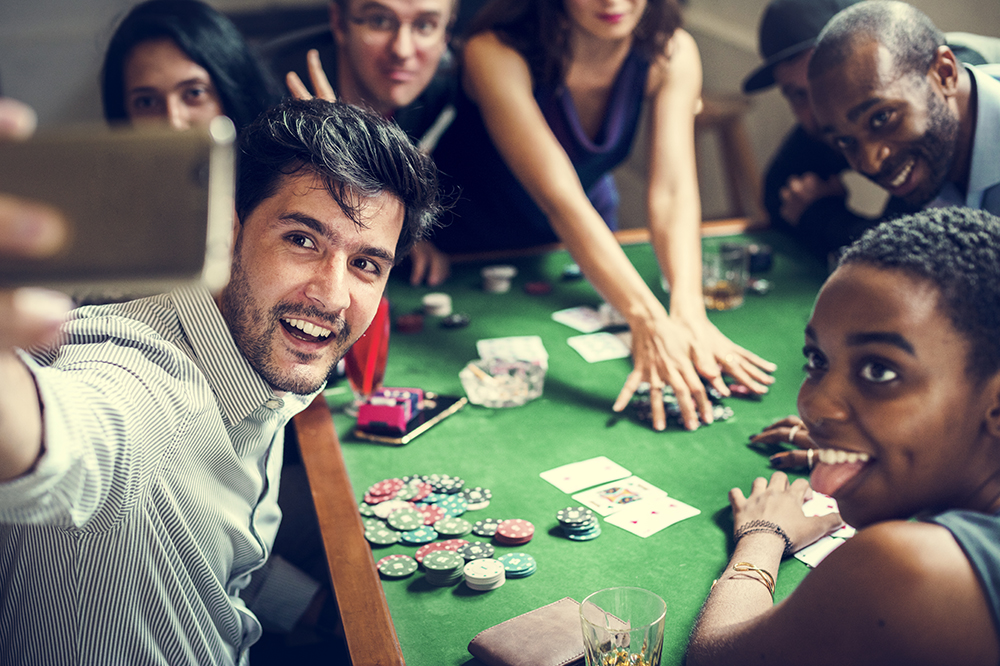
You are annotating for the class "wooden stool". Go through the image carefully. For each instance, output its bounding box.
[696,92,765,223]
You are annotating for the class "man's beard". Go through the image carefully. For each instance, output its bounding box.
[220,251,352,395]
[899,88,960,209]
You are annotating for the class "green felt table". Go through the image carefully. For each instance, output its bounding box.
[304,229,829,666]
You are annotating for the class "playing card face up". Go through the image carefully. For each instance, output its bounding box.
[539,456,631,493]
[572,476,668,516]
[605,497,701,538]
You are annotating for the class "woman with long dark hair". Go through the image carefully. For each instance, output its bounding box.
[433,0,775,430]
[101,0,280,131]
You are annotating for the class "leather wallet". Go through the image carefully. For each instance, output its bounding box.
[467,597,586,666]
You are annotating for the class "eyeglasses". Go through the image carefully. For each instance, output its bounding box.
[348,12,447,47]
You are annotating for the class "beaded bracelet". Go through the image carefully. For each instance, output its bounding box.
[734,519,793,557]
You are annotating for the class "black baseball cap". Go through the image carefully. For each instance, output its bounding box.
[742,0,862,93]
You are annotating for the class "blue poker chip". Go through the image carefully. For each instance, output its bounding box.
[400,525,439,545]
[498,552,537,578]
[435,494,468,517]
[565,525,602,541]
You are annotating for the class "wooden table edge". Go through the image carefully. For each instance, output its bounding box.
[294,395,406,666]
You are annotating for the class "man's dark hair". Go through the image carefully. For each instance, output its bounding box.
[101,0,282,130]
[839,207,1000,383]
[236,98,441,262]
[809,0,945,82]
[468,0,682,89]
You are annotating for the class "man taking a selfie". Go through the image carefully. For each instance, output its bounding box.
[0,97,440,665]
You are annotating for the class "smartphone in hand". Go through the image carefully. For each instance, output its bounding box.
[0,116,235,299]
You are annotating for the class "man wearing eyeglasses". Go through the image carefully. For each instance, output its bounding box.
[280,0,469,285]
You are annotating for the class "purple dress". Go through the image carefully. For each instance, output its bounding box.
[432,48,651,253]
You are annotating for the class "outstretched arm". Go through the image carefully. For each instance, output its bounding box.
[644,31,775,394]
[463,33,715,430]
[0,99,72,481]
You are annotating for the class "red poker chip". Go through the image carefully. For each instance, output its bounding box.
[367,478,405,497]
[416,504,447,525]
[494,533,533,546]
[411,482,433,502]
[523,281,553,295]
[395,313,425,334]
[496,519,534,538]
[376,554,411,568]
[414,539,470,563]
[363,493,395,505]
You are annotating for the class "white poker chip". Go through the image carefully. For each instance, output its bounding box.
[422,292,452,317]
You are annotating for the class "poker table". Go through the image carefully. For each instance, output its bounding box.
[292,222,830,665]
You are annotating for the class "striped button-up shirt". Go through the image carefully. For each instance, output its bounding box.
[0,287,316,665]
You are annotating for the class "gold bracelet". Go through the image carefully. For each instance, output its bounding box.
[732,562,775,598]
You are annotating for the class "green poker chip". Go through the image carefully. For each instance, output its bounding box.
[377,555,418,579]
[365,526,401,546]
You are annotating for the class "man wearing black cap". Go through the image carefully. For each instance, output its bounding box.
[746,0,1000,263]
[744,0,889,263]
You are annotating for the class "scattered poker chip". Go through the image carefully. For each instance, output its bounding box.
[367,478,405,498]
[362,516,383,530]
[387,507,423,532]
[377,554,418,579]
[362,493,394,505]
[394,313,425,334]
[436,494,468,517]
[462,487,492,504]
[561,263,583,280]
[410,481,434,502]
[418,492,447,505]
[523,281,553,295]
[400,525,439,545]
[463,558,506,591]
[498,552,537,578]
[365,526,401,547]
[372,499,416,520]
[414,539,469,563]
[495,519,535,546]
[358,502,377,517]
[434,517,473,538]
[457,541,495,561]
[394,481,422,501]
[440,313,471,329]
[472,518,503,538]
[415,504,447,526]
[429,474,465,494]
[422,292,453,317]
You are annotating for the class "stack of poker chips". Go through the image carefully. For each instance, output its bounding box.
[494,518,535,546]
[463,558,506,591]
[498,552,537,579]
[422,550,466,586]
[556,506,602,541]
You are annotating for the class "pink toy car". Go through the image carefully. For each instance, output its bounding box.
[357,387,424,434]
